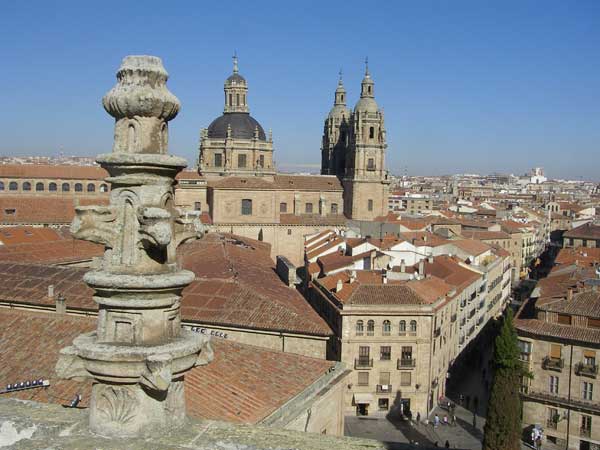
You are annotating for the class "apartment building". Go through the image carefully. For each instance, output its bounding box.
[306,247,510,418]
[516,281,600,450]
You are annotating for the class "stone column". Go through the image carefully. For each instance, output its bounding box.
[56,55,212,437]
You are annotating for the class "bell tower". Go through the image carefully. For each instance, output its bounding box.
[343,59,389,220]
[321,70,351,176]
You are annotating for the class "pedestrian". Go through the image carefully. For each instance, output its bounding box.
[452,414,457,426]
[443,415,448,426]
[434,414,440,428]
[445,440,450,449]
[416,412,421,425]
[447,400,451,411]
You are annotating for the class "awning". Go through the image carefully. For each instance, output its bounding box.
[353,393,374,404]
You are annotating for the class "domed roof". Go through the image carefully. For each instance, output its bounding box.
[328,104,351,119]
[354,97,379,113]
[207,112,266,141]
[226,72,246,84]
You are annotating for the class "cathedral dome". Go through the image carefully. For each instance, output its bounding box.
[226,72,246,84]
[207,112,266,141]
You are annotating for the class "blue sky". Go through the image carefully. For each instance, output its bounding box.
[1,1,599,180]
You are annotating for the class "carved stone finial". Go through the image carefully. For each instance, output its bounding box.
[57,55,212,438]
[102,56,180,155]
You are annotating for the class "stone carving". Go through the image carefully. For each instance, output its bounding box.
[56,55,212,437]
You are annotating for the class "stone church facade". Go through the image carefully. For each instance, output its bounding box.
[175,57,390,264]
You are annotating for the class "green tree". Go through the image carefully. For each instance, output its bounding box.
[483,309,528,450]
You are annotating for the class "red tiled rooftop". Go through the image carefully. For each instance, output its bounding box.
[0,196,110,225]
[0,308,335,424]
[0,164,107,179]
[0,226,62,245]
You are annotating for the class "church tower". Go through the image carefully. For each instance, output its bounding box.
[199,55,274,178]
[321,71,351,176]
[342,61,389,220]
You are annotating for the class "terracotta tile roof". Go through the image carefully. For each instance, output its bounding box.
[209,177,275,190]
[280,213,347,226]
[0,227,62,245]
[0,239,103,265]
[0,233,332,337]
[564,222,600,240]
[305,230,336,248]
[207,174,343,192]
[178,234,332,336]
[449,239,492,256]
[0,164,107,179]
[0,196,109,225]
[0,308,94,407]
[306,236,345,260]
[461,230,511,241]
[317,253,355,273]
[317,270,452,306]
[554,247,600,268]
[175,170,204,180]
[515,316,600,345]
[0,262,95,310]
[422,256,480,291]
[456,218,495,230]
[186,339,335,423]
[274,175,343,191]
[537,290,600,319]
[0,308,336,424]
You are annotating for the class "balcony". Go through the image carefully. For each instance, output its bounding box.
[477,316,484,326]
[542,356,564,372]
[376,384,393,394]
[581,428,591,438]
[546,419,558,430]
[397,358,416,369]
[468,326,475,336]
[354,358,373,369]
[575,362,598,378]
[460,318,466,328]
[469,309,476,319]
[460,300,467,309]
[434,327,441,338]
[478,301,485,310]
[451,313,457,323]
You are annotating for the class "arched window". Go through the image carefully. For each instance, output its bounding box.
[368,86,372,95]
[49,182,57,192]
[74,183,83,192]
[100,184,108,192]
[243,94,246,105]
[229,93,232,106]
[0,181,4,191]
[87,183,95,192]
[22,182,31,191]
[410,320,417,334]
[9,181,18,191]
[236,93,240,106]
[36,182,44,191]
[62,183,70,192]
[382,320,391,336]
[369,126,375,139]
[367,320,375,336]
[399,320,406,335]
[356,320,364,336]
[341,94,344,102]
[241,199,252,215]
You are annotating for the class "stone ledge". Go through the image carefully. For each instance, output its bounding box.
[0,398,386,449]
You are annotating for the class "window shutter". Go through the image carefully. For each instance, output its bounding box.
[583,350,596,359]
[550,344,562,359]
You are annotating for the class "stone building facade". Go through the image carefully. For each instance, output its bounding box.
[516,284,600,450]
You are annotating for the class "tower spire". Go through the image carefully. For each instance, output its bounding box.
[232,51,239,74]
[364,56,369,76]
[338,68,343,85]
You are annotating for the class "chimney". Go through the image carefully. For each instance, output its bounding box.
[428,255,434,263]
[400,260,406,273]
[350,270,357,283]
[419,260,425,276]
[56,293,66,314]
[336,279,343,293]
[567,288,573,302]
[48,284,55,300]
